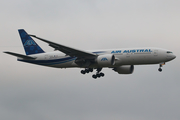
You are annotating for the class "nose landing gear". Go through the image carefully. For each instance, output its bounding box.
[158,67,162,72]
[158,63,165,72]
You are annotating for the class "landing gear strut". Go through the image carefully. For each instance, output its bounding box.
[92,68,105,79]
[158,63,165,72]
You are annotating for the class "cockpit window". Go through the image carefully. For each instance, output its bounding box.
[167,51,173,53]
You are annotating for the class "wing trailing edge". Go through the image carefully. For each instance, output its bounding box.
[29,35,97,58]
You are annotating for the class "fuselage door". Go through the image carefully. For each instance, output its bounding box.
[45,55,49,59]
[154,50,158,56]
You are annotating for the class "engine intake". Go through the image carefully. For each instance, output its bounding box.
[96,54,115,67]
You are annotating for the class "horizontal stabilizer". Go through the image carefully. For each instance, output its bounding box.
[4,51,36,59]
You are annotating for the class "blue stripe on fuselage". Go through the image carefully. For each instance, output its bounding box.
[18,57,77,66]
[93,51,106,54]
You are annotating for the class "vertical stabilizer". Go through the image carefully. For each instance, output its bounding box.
[18,29,45,55]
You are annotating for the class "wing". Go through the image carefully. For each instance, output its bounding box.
[29,35,97,58]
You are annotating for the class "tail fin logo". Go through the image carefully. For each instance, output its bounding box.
[24,40,36,46]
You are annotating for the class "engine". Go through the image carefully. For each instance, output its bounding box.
[96,54,115,67]
[113,65,134,74]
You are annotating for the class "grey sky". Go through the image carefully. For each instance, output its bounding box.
[0,0,180,120]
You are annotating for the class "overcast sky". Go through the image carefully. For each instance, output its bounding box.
[0,0,180,120]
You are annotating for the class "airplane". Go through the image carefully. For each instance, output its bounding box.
[4,29,176,79]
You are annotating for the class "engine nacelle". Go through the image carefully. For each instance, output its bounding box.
[96,54,115,67]
[113,65,134,74]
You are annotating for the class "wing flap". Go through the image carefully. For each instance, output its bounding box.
[4,51,36,59]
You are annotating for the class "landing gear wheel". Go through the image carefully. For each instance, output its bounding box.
[85,69,89,73]
[100,73,104,77]
[92,74,97,79]
[89,68,93,72]
[81,70,86,74]
[96,74,101,78]
[158,68,162,72]
[91,68,105,79]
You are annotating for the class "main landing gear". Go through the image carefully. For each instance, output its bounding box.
[81,68,93,74]
[80,68,105,79]
[92,68,104,79]
[158,63,165,72]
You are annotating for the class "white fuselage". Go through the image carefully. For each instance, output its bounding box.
[18,48,176,68]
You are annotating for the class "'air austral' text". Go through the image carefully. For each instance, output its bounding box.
[111,49,152,54]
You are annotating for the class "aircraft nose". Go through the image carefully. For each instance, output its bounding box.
[172,54,176,60]
[169,54,176,60]
[166,54,176,61]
